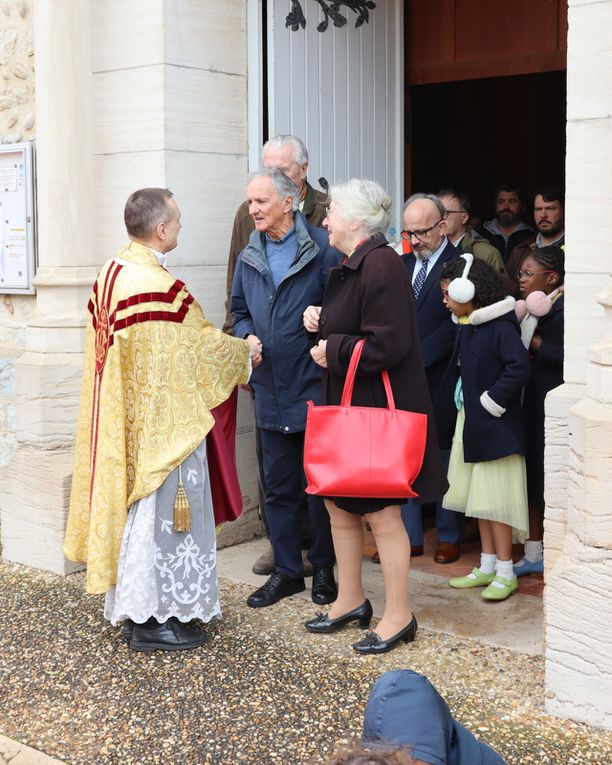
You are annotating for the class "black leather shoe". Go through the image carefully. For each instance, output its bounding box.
[246,571,305,608]
[130,617,208,652]
[311,565,338,605]
[305,599,373,633]
[121,619,134,641]
[352,614,418,655]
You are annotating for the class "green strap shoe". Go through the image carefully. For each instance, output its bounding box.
[449,567,495,589]
[481,574,519,601]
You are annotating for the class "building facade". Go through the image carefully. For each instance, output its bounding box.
[0,0,611,730]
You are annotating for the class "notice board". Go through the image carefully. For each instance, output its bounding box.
[0,142,36,294]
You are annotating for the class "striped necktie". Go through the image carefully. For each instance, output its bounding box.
[413,257,429,298]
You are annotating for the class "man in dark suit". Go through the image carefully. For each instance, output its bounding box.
[399,193,463,564]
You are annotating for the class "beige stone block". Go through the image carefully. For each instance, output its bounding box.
[166,150,248,265]
[0,448,79,575]
[565,118,612,269]
[94,151,166,263]
[91,0,164,72]
[164,0,247,75]
[165,66,247,155]
[93,67,165,155]
[567,2,612,120]
[14,353,82,448]
[586,357,612,404]
[545,533,612,729]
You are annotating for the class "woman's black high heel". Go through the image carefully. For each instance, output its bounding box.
[352,614,418,654]
[305,599,373,633]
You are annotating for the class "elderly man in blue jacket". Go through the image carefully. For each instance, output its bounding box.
[231,167,340,608]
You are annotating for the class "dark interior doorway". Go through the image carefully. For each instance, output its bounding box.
[408,70,566,224]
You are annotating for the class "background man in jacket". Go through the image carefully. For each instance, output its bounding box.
[479,184,534,262]
[438,189,505,275]
[505,185,565,294]
[231,168,339,608]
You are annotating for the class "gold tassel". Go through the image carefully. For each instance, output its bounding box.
[173,466,191,532]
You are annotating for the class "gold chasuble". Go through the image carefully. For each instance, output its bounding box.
[64,242,250,594]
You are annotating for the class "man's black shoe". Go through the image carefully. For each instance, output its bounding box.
[311,565,337,605]
[130,617,208,652]
[246,571,305,608]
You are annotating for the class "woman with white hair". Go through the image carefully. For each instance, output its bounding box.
[303,179,447,654]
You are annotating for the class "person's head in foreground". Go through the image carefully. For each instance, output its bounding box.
[323,747,414,765]
[362,670,507,765]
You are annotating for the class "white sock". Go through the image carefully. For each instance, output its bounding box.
[494,559,515,582]
[524,540,543,563]
[479,553,497,574]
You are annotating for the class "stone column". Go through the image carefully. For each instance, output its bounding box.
[0,0,98,572]
[544,0,612,730]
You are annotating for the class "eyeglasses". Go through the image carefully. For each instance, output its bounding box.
[441,289,449,298]
[516,269,557,279]
[444,209,467,215]
[325,207,332,217]
[401,219,443,241]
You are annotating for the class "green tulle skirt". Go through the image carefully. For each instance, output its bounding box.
[443,406,529,541]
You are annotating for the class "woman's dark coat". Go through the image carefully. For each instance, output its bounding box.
[318,234,448,506]
[455,301,530,463]
[523,294,564,505]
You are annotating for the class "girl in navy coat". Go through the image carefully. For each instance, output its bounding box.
[440,256,529,601]
[513,245,565,576]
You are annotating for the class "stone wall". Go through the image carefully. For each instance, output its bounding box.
[544,0,612,730]
[0,0,35,468]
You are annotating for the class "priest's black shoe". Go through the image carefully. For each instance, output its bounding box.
[352,614,418,655]
[130,617,208,652]
[121,618,134,641]
[311,565,338,605]
[246,570,305,608]
[305,599,373,633]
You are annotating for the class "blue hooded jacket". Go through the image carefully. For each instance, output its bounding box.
[230,211,340,432]
[363,670,506,765]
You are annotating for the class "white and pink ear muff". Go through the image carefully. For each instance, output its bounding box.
[448,253,475,303]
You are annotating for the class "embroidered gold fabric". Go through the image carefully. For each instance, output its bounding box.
[64,242,250,594]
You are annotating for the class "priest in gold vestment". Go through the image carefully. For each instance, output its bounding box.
[64,188,256,651]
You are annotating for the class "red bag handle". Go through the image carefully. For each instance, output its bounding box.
[340,339,396,411]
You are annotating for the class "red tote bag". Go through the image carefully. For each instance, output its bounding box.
[304,339,427,499]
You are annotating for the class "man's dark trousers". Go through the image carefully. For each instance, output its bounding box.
[259,428,334,579]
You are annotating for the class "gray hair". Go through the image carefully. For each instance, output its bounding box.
[263,135,309,166]
[403,192,446,219]
[124,187,174,238]
[248,167,300,212]
[329,179,392,236]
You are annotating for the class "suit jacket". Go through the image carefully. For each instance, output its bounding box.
[401,239,460,448]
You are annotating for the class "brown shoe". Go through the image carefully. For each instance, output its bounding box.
[372,544,423,564]
[252,542,276,575]
[434,542,460,564]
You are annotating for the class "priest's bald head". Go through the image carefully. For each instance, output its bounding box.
[124,187,182,253]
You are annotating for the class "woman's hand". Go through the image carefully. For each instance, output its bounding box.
[310,339,328,368]
[303,305,321,333]
[247,334,263,368]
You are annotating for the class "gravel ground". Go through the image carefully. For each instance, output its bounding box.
[1,560,611,765]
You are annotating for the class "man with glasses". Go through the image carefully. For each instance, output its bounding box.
[438,189,505,274]
[399,193,464,565]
